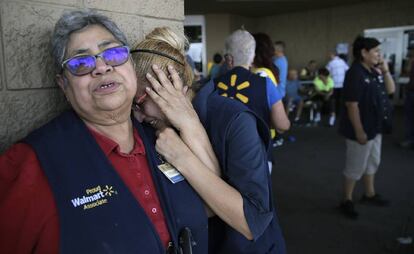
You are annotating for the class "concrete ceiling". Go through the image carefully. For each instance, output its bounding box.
[185,0,374,17]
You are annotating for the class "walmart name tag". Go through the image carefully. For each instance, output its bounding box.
[158,162,185,184]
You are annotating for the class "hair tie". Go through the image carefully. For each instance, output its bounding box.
[131,48,184,66]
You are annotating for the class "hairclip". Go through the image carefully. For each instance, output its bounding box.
[131,48,184,66]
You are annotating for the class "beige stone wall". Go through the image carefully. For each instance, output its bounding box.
[256,0,414,69]
[0,0,184,153]
[205,14,231,62]
[205,14,255,62]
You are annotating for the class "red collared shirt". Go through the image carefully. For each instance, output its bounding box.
[0,127,170,254]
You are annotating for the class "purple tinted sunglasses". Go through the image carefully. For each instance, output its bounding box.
[61,45,130,76]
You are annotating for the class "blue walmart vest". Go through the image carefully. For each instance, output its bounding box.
[214,66,270,126]
[24,110,208,254]
[193,82,286,254]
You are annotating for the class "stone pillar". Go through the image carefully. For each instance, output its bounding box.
[0,0,184,152]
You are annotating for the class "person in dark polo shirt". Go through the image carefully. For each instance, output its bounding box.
[338,36,395,219]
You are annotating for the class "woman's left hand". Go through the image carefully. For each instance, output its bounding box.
[155,127,189,165]
[145,65,200,131]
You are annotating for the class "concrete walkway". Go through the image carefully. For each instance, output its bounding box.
[271,107,414,254]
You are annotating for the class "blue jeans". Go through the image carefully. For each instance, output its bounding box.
[404,90,414,141]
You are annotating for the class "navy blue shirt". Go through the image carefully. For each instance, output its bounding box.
[339,62,392,140]
[194,82,286,253]
[225,112,272,238]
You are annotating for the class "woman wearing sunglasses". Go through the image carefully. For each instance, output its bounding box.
[132,27,286,254]
[0,10,209,254]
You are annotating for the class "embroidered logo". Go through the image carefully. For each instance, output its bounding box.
[102,185,116,196]
[217,74,250,103]
[70,185,117,210]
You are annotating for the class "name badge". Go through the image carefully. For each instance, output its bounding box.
[158,162,185,184]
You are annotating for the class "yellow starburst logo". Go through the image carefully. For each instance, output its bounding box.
[217,74,250,104]
[102,185,116,197]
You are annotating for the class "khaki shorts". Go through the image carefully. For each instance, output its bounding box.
[344,134,382,180]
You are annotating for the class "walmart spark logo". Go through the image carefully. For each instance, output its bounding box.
[102,185,116,196]
[217,74,250,103]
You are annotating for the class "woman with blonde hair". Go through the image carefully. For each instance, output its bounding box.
[131,27,287,254]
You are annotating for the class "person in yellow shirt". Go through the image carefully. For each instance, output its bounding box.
[312,68,335,125]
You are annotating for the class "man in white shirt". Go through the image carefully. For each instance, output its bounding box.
[188,42,203,72]
[326,52,349,126]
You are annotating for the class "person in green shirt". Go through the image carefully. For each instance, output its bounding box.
[312,68,335,125]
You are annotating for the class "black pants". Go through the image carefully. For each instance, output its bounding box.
[332,88,342,115]
[312,94,334,114]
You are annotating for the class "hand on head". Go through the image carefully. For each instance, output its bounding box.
[142,64,200,131]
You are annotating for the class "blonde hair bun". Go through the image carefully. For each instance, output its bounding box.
[131,27,194,93]
[145,27,189,55]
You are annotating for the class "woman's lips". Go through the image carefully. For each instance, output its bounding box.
[94,82,120,93]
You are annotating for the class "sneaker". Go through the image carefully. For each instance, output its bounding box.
[329,115,335,126]
[314,112,321,123]
[360,194,390,207]
[272,137,284,147]
[338,200,359,219]
[293,118,302,126]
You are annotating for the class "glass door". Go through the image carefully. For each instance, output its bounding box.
[184,15,207,76]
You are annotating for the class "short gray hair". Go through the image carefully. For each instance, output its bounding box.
[225,29,255,67]
[51,9,128,75]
